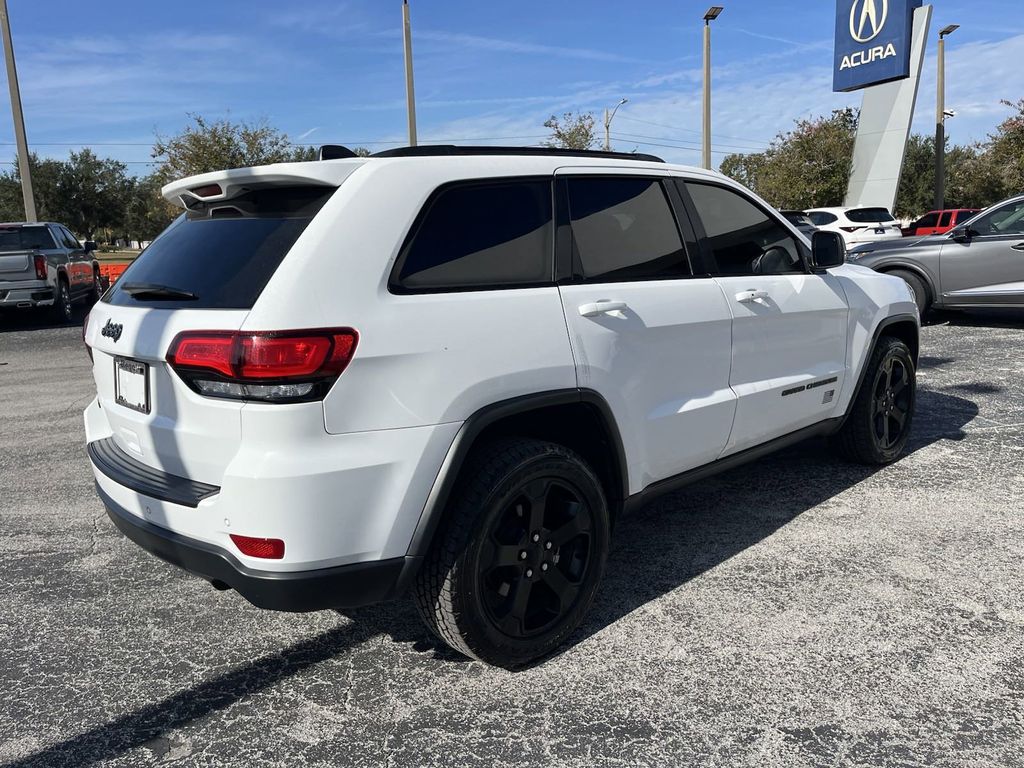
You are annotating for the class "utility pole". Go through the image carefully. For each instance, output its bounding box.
[603,98,628,152]
[402,0,418,147]
[0,0,35,221]
[702,7,723,170]
[935,24,959,211]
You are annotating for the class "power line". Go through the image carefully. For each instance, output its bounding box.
[613,130,769,153]
[617,114,774,148]
[610,135,741,156]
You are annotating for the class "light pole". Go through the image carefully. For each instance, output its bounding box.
[402,0,418,147]
[603,98,628,151]
[0,0,35,221]
[935,23,959,211]
[702,6,723,170]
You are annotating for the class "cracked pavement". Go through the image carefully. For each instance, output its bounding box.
[1,309,1022,767]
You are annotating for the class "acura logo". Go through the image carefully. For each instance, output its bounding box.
[101,318,123,342]
[849,0,889,44]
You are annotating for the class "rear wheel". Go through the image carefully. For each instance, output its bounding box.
[50,278,73,324]
[889,269,929,319]
[414,438,610,668]
[835,336,916,465]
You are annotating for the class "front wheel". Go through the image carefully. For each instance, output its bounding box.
[834,336,916,465]
[414,438,610,668]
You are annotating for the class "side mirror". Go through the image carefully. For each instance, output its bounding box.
[810,231,846,270]
[84,241,97,252]
[950,227,974,243]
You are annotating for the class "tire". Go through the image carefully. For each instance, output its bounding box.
[51,278,73,324]
[414,438,611,668]
[888,269,929,319]
[88,268,102,304]
[834,336,916,465]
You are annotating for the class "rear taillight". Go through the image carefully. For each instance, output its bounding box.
[166,328,358,402]
[33,254,46,280]
[230,534,285,559]
[82,312,93,361]
[839,226,862,233]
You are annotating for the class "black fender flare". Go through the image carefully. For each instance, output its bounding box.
[395,388,628,590]
[838,312,920,429]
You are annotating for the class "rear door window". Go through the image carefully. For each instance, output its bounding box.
[915,213,940,229]
[0,226,57,251]
[808,211,838,226]
[394,179,553,292]
[565,177,690,282]
[938,212,953,228]
[105,186,334,309]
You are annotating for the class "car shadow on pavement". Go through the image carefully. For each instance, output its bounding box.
[931,308,1024,329]
[559,387,980,662]
[0,310,85,333]
[8,619,395,767]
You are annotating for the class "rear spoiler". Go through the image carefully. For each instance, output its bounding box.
[161,161,365,209]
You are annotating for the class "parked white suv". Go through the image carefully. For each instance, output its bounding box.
[84,147,919,667]
[806,206,903,247]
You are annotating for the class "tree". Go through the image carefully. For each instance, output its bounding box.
[982,99,1024,196]
[543,112,597,150]
[124,174,176,243]
[52,149,133,239]
[719,109,858,209]
[0,153,64,223]
[152,113,315,182]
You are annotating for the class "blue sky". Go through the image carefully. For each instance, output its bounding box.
[2,0,1022,173]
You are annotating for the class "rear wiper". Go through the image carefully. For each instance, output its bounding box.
[121,282,198,300]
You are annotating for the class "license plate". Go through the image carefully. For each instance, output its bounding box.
[114,357,150,414]
[874,228,886,234]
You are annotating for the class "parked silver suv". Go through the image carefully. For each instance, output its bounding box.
[0,222,101,321]
[848,194,1024,317]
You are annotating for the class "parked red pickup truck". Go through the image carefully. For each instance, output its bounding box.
[903,209,980,237]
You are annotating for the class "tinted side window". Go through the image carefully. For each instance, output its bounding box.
[397,180,552,291]
[916,213,939,229]
[808,211,838,226]
[685,182,803,276]
[972,200,1024,236]
[566,177,689,282]
[58,227,80,249]
[938,212,953,227]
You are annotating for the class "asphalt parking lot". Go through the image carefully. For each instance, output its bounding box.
[1,309,1022,767]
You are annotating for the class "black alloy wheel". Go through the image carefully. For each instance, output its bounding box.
[414,438,610,668]
[477,477,594,639]
[871,355,912,450]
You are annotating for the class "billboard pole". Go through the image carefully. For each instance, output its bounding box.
[0,0,35,222]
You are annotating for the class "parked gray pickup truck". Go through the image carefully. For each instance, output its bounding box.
[0,222,101,321]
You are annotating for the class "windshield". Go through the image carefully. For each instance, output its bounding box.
[105,186,334,310]
[847,208,895,223]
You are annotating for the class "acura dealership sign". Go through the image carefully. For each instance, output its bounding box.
[834,0,923,92]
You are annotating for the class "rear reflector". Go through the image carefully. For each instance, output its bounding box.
[167,328,358,403]
[230,534,285,559]
[33,254,46,280]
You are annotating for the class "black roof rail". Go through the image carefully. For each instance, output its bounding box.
[369,145,665,163]
[318,145,360,160]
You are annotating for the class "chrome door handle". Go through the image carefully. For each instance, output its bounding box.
[578,301,628,318]
[735,289,770,304]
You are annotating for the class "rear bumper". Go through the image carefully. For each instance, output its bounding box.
[98,482,413,612]
[0,283,53,308]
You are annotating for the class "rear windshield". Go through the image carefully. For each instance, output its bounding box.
[105,186,334,309]
[847,208,895,223]
[0,226,56,251]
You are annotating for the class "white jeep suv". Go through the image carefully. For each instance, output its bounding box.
[84,146,919,667]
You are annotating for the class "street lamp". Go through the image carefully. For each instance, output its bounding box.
[935,23,959,210]
[603,98,628,151]
[703,6,724,170]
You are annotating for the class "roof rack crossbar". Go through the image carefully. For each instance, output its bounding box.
[369,145,664,163]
